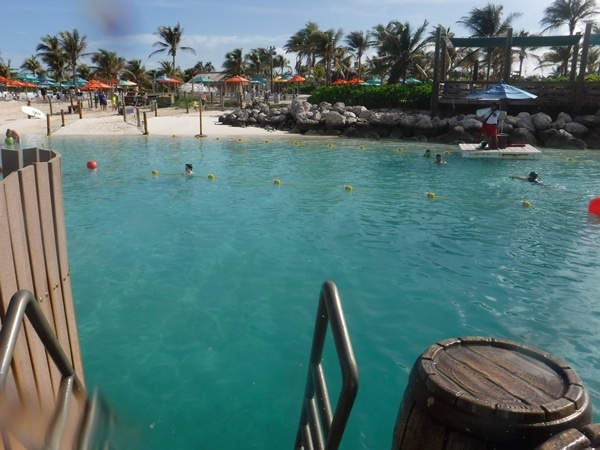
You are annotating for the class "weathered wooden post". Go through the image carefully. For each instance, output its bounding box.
[60,110,65,127]
[142,112,149,135]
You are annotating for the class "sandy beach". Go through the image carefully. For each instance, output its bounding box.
[0,97,290,145]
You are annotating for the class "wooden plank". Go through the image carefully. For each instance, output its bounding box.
[48,158,85,383]
[21,148,39,168]
[1,149,21,178]
[0,182,38,407]
[4,173,55,409]
[34,163,73,374]
[18,167,61,398]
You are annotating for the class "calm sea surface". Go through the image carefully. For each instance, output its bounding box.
[45,134,600,449]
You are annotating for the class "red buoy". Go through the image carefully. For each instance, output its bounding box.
[589,197,600,215]
[87,160,98,170]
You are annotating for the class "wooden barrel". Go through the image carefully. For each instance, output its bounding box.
[497,133,509,149]
[392,337,592,450]
[535,424,600,449]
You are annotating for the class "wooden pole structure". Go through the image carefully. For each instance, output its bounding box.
[430,26,442,116]
[48,97,53,116]
[46,115,51,136]
[574,23,592,115]
[77,101,83,119]
[196,99,206,138]
[60,110,65,127]
[142,112,149,135]
[502,27,513,83]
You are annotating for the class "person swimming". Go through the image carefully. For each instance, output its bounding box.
[183,163,193,175]
[510,171,542,184]
[435,153,446,165]
[424,149,431,158]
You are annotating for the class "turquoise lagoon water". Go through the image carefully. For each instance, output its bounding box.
[46,134,600,449]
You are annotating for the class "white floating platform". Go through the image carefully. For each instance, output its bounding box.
[459,143,542,160]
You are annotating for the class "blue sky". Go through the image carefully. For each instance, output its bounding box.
[0,0,573,76]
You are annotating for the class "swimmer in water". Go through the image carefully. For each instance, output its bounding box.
[183,163,193,175]
[510,171,542,184]
[424,149,431,158]
[435,153,446,165]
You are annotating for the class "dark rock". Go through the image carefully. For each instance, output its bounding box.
[539,128,587,149]
[509,128,537,145]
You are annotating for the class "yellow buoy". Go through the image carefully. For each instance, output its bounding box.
[216,137,220,140]
[208,174,215,180]
[151,170,158,175]
[238,138,243,142]
[172,134,176,138]
[360,145,365,149]
[568,157,574,161]
[273,179,281,185]
[294,142,300,146]
[427,192,435,198]
[265,140,270,144]
[522,200,531,207]
[344,185,353,191]
[445,151,452,155]
[328,143,334,147]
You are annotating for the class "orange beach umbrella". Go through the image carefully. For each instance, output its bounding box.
[81,79,112,91]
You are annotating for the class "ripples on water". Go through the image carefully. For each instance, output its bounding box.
[48,135,600,449]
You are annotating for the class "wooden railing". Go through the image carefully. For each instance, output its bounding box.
[438,80,600,110]
[0,147,85,447]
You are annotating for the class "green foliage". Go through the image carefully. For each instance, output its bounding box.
[585,74,600,82]
[307,83,432,109]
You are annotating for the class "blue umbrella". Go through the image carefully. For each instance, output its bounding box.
[466,82,537,100]
[191,75,213,83]
[364,78,382,86]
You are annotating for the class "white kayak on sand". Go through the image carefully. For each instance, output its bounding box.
[21,105,46,119]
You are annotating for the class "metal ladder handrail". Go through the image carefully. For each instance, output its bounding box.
[0,290,110,449]
[294,281,359,450]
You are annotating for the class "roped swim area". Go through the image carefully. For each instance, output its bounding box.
[2,136,600,449]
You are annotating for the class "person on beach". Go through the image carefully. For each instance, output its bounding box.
[183,163,194,175]
[481,103,503,149]
[510,172,542,184]
[5,129,20,144]
[435,153,446,165]
[99,91,107,111]
[424,149,431,158]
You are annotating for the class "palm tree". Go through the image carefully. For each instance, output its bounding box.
[21,56,43,76]
[91,49,125,81]
[273,54,291,76]
[76,64,93,81]
[457,3,522,79]
[157,60,178,79]
[245,48,271,78]
[124,59,151,87]
[345,30,371,80]
[149,22,196,70]
[0,60,13,78]
[372,20,430,84]
[223,48,246,76]
[36,35,67,81]
[313,27,345,85]
[540,0,599,75]
[284,22,321,75]
[541,0,599,34]
[533,46,573,76]
[59,29,88,80]
[513,30,536,78]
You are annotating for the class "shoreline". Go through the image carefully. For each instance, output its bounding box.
[0,99,291,145]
